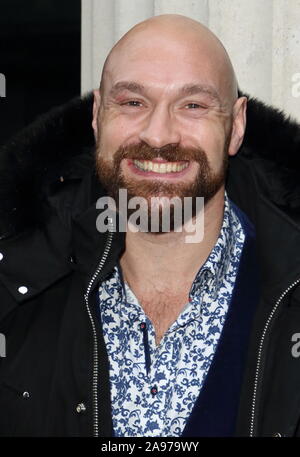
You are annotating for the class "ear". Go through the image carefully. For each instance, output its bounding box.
[228,96,247,156]
[92,89,101,140]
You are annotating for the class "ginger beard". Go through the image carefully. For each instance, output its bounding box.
[95,137,231,233]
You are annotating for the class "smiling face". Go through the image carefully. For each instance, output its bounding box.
[93,15,247,215]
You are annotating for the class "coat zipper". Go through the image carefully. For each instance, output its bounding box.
[84,217,114,437]
[250,277,300,437]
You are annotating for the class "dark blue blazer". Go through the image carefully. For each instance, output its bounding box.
[182,202,260,437]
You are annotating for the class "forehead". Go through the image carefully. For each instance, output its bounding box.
[104,34,227,98]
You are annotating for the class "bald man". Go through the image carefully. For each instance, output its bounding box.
[88,14,250,436]
[1,13,300,438]
[92,14,246,344]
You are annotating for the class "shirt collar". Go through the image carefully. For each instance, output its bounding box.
[189,192,238,301]
[101,191,241,320]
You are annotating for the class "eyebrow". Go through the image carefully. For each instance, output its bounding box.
[179,83,221,104]
[108,81,222,105]
[109,81,146,97]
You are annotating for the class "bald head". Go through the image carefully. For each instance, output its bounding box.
[93,14,247,213]
[100,14,238,104]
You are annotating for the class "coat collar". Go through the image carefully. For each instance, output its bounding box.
[1,92,300,240]
[1,92,300,304]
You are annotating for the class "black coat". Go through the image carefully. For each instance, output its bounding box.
[1,93,300,437]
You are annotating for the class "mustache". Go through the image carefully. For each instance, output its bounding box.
[112,142,207,166]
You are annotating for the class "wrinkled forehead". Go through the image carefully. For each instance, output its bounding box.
[102,28,237,104]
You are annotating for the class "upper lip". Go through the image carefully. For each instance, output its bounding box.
[131,158,189,163]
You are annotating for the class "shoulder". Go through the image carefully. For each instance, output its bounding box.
[0,93,95,240]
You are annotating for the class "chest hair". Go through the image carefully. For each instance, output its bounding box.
[128,285,190,345]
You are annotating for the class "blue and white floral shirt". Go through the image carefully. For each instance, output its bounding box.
[98,193,245,437]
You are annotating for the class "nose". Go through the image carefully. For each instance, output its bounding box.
[139,104,181,148]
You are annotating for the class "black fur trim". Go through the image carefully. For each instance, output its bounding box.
[0,91,300,238]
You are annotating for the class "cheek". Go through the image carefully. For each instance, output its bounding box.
[99,116,137,151]
[98,126,123,157]
[190,121,228,163]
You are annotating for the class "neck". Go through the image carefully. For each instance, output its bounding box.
[119,188,225,291]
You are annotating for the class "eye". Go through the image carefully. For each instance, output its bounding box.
[122,100,142,107]
[185,103,207,109]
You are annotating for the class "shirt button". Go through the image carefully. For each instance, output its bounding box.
[22,391,30,399]
[140,322,146,330]
[0,253,3,261]
[76,402,86,413]
[150,386,158,396]
[18,286,28,295]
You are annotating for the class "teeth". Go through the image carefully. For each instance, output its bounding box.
[133,160,189,173]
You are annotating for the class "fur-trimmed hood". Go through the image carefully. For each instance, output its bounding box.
[1,91,300,239]
[1,91,300,440]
